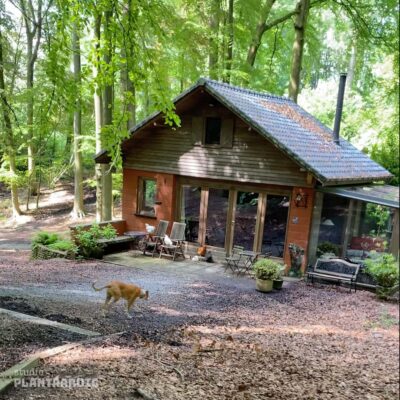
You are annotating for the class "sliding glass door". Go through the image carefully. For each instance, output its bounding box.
[180,185,201,242]
[178,179,290,258]
[205,188,229,247]
[233,191,259,250]
[261,195,289,257]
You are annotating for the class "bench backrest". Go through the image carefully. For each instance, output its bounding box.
[314,258,360,278]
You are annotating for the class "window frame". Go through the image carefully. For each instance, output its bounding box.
[137,177,157,218]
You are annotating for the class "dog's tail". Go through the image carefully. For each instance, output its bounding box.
[92,281,110,292]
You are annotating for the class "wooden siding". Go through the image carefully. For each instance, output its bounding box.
[124,116,309,187]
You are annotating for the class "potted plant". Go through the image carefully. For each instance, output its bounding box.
[253,259,280,293]
[273,264,286,290]
[365,254,399,300]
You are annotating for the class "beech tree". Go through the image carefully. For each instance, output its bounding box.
[288,0,310,102]
[0,26,21,217]
[0,0,397,221]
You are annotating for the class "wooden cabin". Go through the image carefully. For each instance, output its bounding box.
[96,78,398,268]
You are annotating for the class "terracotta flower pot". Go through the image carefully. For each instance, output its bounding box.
[256,278,274,293]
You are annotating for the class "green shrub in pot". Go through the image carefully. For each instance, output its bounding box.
[273,264,286,290]
[253,259,281,292]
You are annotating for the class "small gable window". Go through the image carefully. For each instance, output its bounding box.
[204,117,221,145]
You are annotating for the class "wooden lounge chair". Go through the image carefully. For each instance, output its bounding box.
[159,222,186,261]
[140,220,169,257]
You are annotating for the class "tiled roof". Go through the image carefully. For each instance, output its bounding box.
[201,78,392,185]
[126,78,392,185]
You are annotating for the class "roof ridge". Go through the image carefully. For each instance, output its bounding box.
[200,77,292,102]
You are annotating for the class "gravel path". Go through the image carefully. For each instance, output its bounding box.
[0,250,398,399]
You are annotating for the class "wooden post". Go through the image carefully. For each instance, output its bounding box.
[390,209,399,259]
[199,188,209,246]
[341,199,355,257]
[352,200,362,237]
[307,192,324,266]
[254,193,267,252]
[225,190,237,255]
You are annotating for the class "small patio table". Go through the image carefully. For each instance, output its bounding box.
[124,231,147,250]
[239,250,261,275]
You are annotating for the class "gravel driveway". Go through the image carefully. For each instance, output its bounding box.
[0,250,398,400]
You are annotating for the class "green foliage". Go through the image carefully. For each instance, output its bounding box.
[31,231,61,259]
[32,232,60,248]
[317,241,339,257]
[253,259,282,281]
[74,223,117,258]
[0,0,398,208]
[365,254,399,299]
[112,173,122,201]
[365,204,390,237]
[101,224,117,239]
[47,240,78,253]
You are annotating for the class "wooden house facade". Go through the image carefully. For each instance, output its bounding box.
[96,79,398,268]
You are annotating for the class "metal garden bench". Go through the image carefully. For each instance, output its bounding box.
[307,258,361,292]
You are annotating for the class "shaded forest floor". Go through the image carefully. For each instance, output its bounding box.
[0,182,121,248]
[0,251,399,400]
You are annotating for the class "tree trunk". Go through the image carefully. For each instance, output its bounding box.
[94,13,103,222]
[25,30,34,209]
[121,0,136,130]
[224,0,234,83]
[347,39,357,90]
[71,23,85,218]
[288,0,311,103]
[0,29,22,217]
[21,0,44,207]
[246,0,276,68]
[208,0,220,79]
[102,7,113,221]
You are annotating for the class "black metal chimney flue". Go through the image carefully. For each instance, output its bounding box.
[333,73,347,145]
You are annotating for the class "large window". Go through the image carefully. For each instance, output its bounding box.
[315,194,396,260]
[137,177,156,217]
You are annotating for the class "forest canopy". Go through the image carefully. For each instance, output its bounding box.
[0,0,398,220]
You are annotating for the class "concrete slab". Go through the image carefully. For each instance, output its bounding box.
[0,308,100,337]
[103,251,226,276]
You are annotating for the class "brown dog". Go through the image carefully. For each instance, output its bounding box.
[92,280,149,318]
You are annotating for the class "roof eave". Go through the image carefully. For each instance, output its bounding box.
[319,174,393,187]
[94,149,111,164]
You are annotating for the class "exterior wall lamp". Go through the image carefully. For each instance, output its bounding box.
[295,192,308,208]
